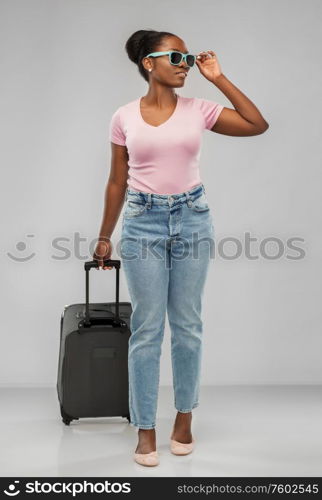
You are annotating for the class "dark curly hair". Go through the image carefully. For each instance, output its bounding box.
[125,29,176,82]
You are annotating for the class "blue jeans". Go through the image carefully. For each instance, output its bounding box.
[120,182,214,429]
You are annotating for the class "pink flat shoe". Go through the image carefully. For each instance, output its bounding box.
[134,450,159,466]
[170,437,195,455]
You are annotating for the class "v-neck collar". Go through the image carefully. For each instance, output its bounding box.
[138,93,180,128]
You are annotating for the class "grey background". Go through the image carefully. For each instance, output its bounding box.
[1,0,321,387]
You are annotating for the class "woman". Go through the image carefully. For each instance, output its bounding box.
[93,29,269,467]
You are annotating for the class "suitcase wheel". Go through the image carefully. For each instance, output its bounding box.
[60,404,79,425]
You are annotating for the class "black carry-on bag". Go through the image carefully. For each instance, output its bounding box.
[56,259,132,425]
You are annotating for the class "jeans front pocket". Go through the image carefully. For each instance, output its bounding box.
[123,200,147,219]
[190,192,210,212]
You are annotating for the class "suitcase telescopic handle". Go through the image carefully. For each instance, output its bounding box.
[79,259,126,329]
[84,259,120,271]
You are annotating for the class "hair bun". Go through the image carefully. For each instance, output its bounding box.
[125,30,152,64]
[124,29,175,83]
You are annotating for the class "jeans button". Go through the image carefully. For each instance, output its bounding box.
[187,200,193,207]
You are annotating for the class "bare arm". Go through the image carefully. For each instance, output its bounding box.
[94,142,129,268]
[98,143,129,239]
[210,74,269,136]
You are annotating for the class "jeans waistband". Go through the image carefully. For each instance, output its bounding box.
[125,183,206,206]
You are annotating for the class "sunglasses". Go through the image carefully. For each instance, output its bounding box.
[145,51,196,68]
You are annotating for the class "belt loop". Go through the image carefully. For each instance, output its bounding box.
[146,192,152,209]
[184,190,193,207]
[202,184,206,194]
[125,187,128,201]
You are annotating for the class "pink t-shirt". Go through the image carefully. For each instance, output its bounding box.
[109,93,224,195]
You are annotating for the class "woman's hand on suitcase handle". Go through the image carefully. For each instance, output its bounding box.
[93,239,113,270]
